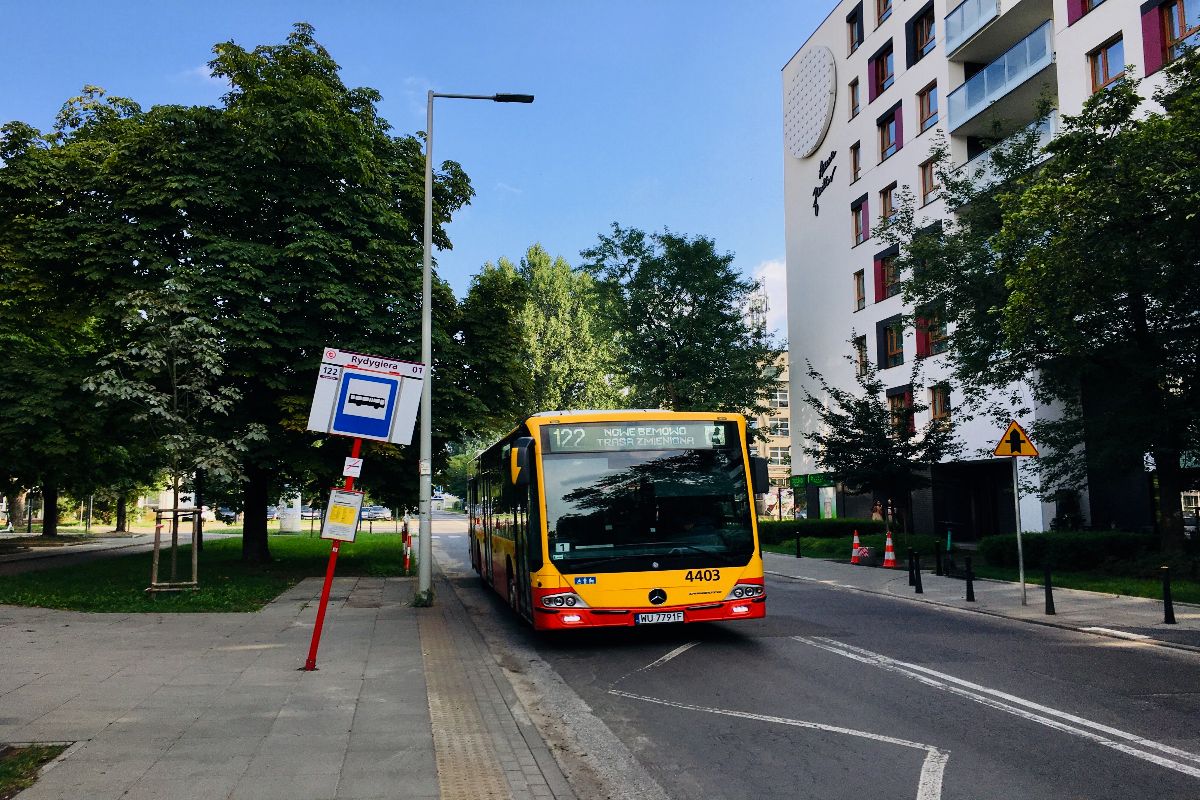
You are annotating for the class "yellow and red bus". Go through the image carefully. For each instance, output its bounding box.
[468,410,768,630]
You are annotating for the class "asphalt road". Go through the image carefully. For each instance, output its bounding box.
[433,524,1200,800]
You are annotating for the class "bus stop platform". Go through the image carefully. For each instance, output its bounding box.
[0,571,576,800]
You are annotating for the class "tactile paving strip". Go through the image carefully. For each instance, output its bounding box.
[420,608,513,799]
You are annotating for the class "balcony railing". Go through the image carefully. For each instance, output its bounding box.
[945,0,1000,55]
[947,20,1053,132]
[954,110,1058,194]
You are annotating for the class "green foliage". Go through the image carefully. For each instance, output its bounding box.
[799,354,959,532]
[0,744,68,799]
[882,52,1200,548]
[757,517,887,545]
[977,530,1161,572]
[762,532,937,560]
[581,224,779,414]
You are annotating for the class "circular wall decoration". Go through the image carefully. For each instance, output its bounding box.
[784,45,837,159]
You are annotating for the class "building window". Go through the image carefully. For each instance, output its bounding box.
[872,43,895,97]
[769,386,790,409]
[769,447,790,466]
[854,270,866,311]
[877,317,904,369]
[916,309,948,357]
[911,6,936,63]
[878,0,893,26]
[887,388,915,436]
[919,159,939,205]
[853,336,869,376]
[1085,0,1107,10]
[850,141,862,181]
[880,183,897,223]
[852,197,869,245]
[769,419,790,438]
[848,3,865,55]
[878,106,900,161]
[930,384,951,421]
[918,82,938,131]
[1089,37,1125,92]
[881,256,900,298]
[1165,0,1200,62]
[850,79,861,118]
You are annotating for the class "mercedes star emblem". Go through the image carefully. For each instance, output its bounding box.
[648,589,667,605]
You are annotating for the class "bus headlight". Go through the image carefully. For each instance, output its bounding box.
[724,584,764,601]
[541,592,589,609]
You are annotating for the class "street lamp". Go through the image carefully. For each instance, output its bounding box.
[419,90,534,599]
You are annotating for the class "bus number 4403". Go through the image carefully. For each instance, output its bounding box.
[685,569,720,582]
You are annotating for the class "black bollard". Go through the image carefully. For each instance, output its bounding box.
[1044,561,1056,615]
[795,536,802,560]
[935,540,944,576]
[908,548,916,586]
[965,556,976,602]
[1162,566,1177,625]
[914,553,924,594]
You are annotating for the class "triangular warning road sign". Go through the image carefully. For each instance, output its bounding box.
[993,421,1038,457]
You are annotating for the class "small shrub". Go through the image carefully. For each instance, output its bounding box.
[977,530,1158,572]
[757,518,887,545]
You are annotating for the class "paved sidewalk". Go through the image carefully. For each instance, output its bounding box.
[0,533,239,575]
[764,551,1200,651]
[1,565,575,798]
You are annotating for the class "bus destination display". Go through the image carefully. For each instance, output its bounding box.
[546,422,728,453]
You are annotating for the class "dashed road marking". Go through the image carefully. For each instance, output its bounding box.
[794,635,1200,781]
[609,689,949,800]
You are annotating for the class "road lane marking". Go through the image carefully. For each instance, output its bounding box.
[642,642,699,671]
[609,689,948,800]
[1080,627,1152,641]
[794,635,1200,780]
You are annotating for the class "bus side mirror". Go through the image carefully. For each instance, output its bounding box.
[509,437,535,487]
[750,456,769,495]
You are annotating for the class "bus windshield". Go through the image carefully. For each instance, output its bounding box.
[543,445,755,572]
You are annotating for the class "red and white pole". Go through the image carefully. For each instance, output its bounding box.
[303,437,362,671]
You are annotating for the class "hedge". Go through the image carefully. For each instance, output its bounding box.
[757,518,887,545]
[977,530,1159,572]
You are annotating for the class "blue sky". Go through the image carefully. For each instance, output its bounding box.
[1,2,830,336]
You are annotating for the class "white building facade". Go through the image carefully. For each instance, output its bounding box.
[783,0,1190,538]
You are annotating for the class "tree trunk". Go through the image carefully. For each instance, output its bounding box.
[42,481,59,536]
[1154,447,1186,553]
[4,487,24,531]
[194,471,205,553]
[241,466,271,564]
[115,492,128,533]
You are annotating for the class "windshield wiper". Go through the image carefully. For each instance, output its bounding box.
[560,543,741,571]
[637,542,741,565]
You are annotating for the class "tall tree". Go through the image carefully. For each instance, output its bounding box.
[516,244,620,415]
[800,355,959,534]
[580,224,778,415]
[882,52,1200,549]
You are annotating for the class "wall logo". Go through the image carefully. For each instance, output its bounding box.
[812,150,837,216]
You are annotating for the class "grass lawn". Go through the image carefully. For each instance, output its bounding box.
[0,534,414,613]
[762,534,1200,605]
[0,744,67,800]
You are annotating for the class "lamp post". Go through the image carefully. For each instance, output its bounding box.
[419,90,534,599]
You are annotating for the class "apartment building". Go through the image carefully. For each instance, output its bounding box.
[782,0,1193,537]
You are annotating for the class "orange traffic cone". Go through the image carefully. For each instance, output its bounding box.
[882,531,898,568]
[850,530,862,564]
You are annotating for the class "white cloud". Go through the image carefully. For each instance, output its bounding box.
[495,182,522,195]
[752,258,788,339]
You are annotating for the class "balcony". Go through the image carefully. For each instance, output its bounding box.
[947,20,1055,137]
[954,110,1058,198]
[946,0,1053,62]
[945,0,999,56]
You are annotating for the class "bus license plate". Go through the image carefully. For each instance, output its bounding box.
[635,611,684,624]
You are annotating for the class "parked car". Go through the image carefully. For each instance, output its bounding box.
[216,507,237,524]
[265,506,279,521]
[362,506,389,521]
[300,506,320,520]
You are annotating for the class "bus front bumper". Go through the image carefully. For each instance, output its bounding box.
[532,596,765,631]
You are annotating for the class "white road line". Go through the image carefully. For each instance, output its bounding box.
[642,642,699,671]
[609,689,949,800]
[1080,627,1152,641]
[793,635,1200,780]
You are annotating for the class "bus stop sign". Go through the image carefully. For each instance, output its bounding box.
[307,347,425,445]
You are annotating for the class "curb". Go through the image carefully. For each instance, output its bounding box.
[765,564,1200,656]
